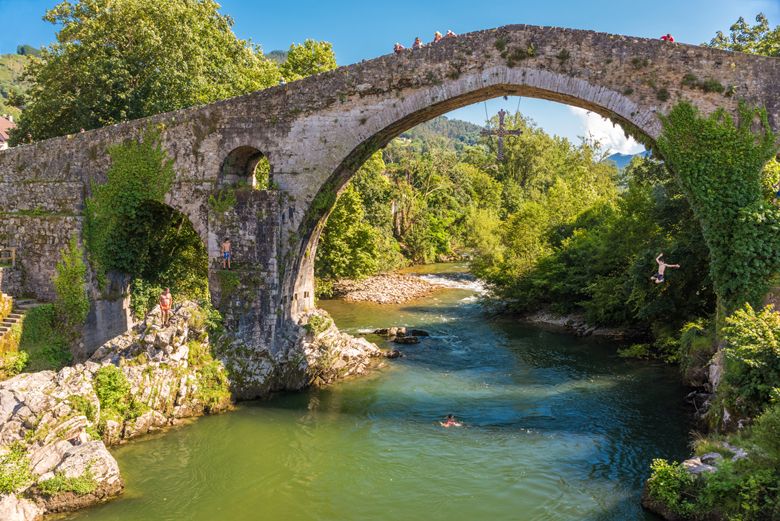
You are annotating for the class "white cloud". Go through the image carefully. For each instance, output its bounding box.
[569,107,645,155]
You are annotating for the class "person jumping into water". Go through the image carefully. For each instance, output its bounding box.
[440,414,462,427]
[650,253,680,284]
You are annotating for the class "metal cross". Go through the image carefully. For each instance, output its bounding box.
[480,109,522,160]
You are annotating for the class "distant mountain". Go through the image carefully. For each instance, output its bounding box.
[607,151,650,170]
[266,50,288,64]
[0,49,36,119]
[400,116,483,146]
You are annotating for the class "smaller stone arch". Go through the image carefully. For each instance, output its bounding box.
[219,145,273,189]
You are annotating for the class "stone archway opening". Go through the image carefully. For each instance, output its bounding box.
[127,199,209,320]
[289,86,658,318]
[219,146,273,190]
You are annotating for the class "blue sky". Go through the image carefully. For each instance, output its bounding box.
[0,0,777,152]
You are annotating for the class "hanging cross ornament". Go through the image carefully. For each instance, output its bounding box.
[481,109,522,160]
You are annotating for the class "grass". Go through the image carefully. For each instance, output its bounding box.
[0,442,33,494]
[18,304,71,372]
[38,470,97,496]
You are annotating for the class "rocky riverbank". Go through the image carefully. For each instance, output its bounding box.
[331,274,437,304]
[0,303,386,520]
[520,310,644,341]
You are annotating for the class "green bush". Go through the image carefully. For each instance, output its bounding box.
[679,318,715,384]
[646,458,698,517]
[0,442,33,494]
[18,304,71,372]
[751,400,780,462]
[93,364,148,424]
[53,235,90,341]
[721,304,780,417]
[38,469,97,496]
[195,361,230,413]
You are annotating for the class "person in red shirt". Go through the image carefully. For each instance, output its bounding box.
[661,34,675,42]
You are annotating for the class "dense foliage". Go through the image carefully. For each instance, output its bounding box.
[53,236,90,342]
[10,0,281,143]
[657,102,780,314]
[0,51,33,119]
[720,304,780,418]
[280,39,338,81]
[705,13,779,56]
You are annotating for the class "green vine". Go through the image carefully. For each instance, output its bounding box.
[84,129,175,278]
[657,102,780,315]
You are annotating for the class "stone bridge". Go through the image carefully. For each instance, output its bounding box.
[1,24,778,396]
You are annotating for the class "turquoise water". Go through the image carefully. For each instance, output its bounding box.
[65,268,691,520]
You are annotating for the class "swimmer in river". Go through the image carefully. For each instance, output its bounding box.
[440,414,462,427]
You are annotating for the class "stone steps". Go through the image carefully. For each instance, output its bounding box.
[0,296,45,345]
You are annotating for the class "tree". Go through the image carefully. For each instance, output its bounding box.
[705,13,780,56]
[11,0,280,144]
[280,39,337,81]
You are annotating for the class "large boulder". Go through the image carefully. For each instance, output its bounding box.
[0,494,43,521]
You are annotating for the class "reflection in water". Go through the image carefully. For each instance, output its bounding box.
[66,267,690,521]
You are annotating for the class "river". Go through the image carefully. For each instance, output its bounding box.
[64,265,692,521]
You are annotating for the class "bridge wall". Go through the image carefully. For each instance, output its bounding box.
[0,24,777,393]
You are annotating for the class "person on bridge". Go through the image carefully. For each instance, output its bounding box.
[433,31,443,44]
[412,37,424,49]
[159,288,172,326]
[650,253,680,284]
[445,30,457,38]
[221,238,232,270]
[394,42,405,54]
[660,33,675,43]
[440,414,463,427]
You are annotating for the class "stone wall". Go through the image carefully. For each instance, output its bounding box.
[0,267,22,297]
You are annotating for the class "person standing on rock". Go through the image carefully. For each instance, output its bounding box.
[159,288,172,326]
[221,238,232,270]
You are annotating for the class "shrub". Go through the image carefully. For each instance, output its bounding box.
[721,304,780,416]
[0,350,28,379]
[93,364,130,415]
[646,458,699,517]
[38,469,97,496]
[195,361,230,413]
[751,401,780,462]
[679,318,715,384]
[0,442,33,494]
[53,235,90,342]
[18,304,71,372]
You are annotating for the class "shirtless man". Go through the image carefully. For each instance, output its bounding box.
[159,288,172,326]
[221,238,232,269]
[651,253,680,284]
[440,414,462,428]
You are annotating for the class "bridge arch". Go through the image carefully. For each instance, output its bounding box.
[287,68,659,318]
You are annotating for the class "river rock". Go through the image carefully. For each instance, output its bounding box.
[392,336,420,345]
[384,349,403,359]
[0,494,43,521]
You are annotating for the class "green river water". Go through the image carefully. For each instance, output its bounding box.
[65,264,692,521]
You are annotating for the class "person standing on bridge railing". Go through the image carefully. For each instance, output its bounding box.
[412,37,424,49]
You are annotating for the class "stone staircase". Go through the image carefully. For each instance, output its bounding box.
[0,293,44,347]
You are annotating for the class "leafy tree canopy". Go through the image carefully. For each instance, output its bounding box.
[705,13,780,56]
[280,39,337,81]
[11,0,281,144]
